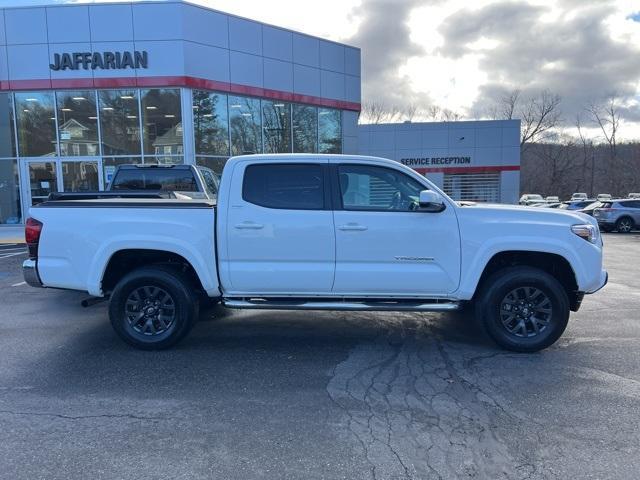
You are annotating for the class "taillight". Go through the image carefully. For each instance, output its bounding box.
[25,217,43,259]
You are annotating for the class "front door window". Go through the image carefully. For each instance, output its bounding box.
[338,165,423,211]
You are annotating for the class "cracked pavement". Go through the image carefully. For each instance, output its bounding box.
[0,234,639,479]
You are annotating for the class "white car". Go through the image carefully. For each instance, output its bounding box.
[545,196,560,203]
[23,154,608,353]
[596,194,612,202]
[519,194,544,206]
[571,193,588,201]
[627,193,640,199]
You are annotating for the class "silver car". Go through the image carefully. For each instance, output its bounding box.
[593,199,640,233]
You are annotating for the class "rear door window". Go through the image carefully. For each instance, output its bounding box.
[242,163,325,210]
[111,169,198,191]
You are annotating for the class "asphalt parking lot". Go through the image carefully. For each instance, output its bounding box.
[0,235,639,480]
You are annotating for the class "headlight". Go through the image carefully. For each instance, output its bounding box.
[571,224,600,244]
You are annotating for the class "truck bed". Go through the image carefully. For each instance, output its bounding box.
[29,198,219,297]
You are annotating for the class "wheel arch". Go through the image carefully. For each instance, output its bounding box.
[99,248,211,297]
[472,250,582,311]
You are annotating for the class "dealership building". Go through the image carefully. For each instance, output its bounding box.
[0,0,519,226]
[358,120,521,204]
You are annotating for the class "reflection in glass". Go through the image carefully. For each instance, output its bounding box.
[229,96,261,156]
[102,156,142,187]
[99,90,141,155]
[318,108,342,153]
[262,100,291,153]
[15,92,57,157]
[141,89,183,155]
[196,156,227,176]
[0,159,21,224]
[62,161,99,191]
[56,91,99,156]
[144,156,184,166]
[28,162,58,205]
[293,104,317,153]
[0,94,16,157]
[193,90,229,156]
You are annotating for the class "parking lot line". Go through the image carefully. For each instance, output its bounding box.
[0,252,26,260]
[11,281,26,287]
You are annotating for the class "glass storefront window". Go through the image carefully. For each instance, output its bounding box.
[0,159,21,224]
[27,161,58,205]
[229,95,261,156]
[293,104,318,153]
[262,100,291,153]
[318,108,342,154]
[141,89,183,156]
[61,160,99,191]
[0,94,16,157]
[56,90,99,157]
[102,156,142,187]
[193,90,229,156]
[99,90,141,155]
[15,92,57,157]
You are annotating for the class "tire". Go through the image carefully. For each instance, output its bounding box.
[615,216,634,233]
[476,266,569,353]
[108,265,199,350]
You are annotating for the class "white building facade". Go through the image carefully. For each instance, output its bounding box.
[357,120,521,204]
[0,0,361,224]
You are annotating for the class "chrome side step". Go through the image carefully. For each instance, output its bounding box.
[223,298,461,312]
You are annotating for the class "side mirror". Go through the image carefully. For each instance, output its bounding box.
[419,190,446,212]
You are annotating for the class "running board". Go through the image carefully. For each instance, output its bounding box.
[223,298,461,312]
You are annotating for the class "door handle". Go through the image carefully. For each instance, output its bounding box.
[234,222,264,230]
[338,223,368,231]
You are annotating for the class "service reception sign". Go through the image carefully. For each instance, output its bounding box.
[399,156,472,167]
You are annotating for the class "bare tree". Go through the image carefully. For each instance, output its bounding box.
[440,108,462,122]
[587,95,621,162]
[575,113,596,196]
[403,104,420,122]
[586,95,623,193]
[359,101,403,124]
[495,89,521,120]
[491,89,562,151]
[519,90,562,150]
[425,105,441,121]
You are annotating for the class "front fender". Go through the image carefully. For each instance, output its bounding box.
[455,235,589,299]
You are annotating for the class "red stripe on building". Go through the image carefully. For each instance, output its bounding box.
[413,165,520,174]
[3,75,362,112]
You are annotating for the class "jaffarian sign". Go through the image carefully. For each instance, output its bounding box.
[50,51,148,71]
[400,156,472,167]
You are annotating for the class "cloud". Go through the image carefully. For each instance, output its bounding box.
[346,0,436,107]
[437,1,640,124]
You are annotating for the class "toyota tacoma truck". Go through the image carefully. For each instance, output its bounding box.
[23,154,607,352]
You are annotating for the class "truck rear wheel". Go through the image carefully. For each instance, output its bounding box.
[476,266,569,352]
[109,266,199,350]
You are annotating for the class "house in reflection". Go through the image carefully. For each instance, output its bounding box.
[152,122,184,164]
[58,118,99,157]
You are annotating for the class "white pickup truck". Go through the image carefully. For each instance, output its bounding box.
[23,154,607,352]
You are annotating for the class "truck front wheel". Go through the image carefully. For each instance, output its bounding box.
[476,266,570,352]
[109,266,199,350]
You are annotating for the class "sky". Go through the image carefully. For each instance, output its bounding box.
[2,0,640,140]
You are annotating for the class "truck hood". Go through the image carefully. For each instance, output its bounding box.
[457,202,598,228]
